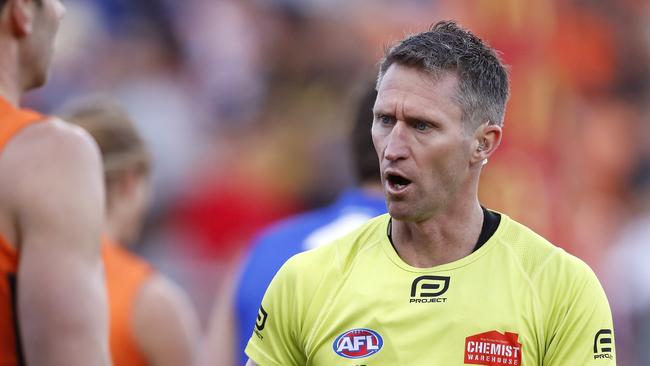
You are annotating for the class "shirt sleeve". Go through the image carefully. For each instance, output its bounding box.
[541,255,616,365]
[244,255,307,366]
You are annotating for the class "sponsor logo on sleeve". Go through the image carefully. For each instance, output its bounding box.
[333,328,383,359]
[255,305,268,331]
[253,305,268,340]
[410,275,450,304]
[593,329,614,360]
[464,330,522,366]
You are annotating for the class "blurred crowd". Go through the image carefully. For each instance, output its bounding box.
[23,0,650,364]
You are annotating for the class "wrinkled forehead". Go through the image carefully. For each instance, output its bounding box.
[374,65,464,127]
[377,61,456,88]
[377,64,459,96]
[375,65,460,110]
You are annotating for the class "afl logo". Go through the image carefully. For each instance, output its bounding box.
[333,328,383,359]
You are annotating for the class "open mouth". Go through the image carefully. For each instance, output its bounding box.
[387,173,412,191]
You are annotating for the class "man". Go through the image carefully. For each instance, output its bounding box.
[199,85,386,366]
[245,21,616,365]
[63,99,200,366]
[602,162,650,365]
[0,0,111,365]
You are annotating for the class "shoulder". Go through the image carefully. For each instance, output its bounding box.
[241,207,338,279]
[4,118,103,207]
[497,214,605,300]
[275,214,390,284]
[495,214,578,277]
[253,204,339,246]
[3,117,100,163]
[132,274,199,355]
[0,118,104,248]
[134,274,196,325]
[245,201,361,269]
[252,190,384,250]
[1,117,102,198]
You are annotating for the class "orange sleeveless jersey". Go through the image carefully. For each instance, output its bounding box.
[103,237,155,366]
[0,97,43,366]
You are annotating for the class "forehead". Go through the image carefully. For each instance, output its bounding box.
[374,64,462,121]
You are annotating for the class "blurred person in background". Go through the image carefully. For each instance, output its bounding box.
[245,21,615,365]
[603,159,650,366]
[0,0,111,365]
[199,83,386,366]
[63,99,200,366]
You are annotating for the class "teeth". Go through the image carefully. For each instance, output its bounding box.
[395,183,404,189]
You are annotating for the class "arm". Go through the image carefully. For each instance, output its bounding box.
[244,256,306,366]
[541,255,616,365]
[197,258,240,366]
[132,274,200,366]
[10,120,111,365]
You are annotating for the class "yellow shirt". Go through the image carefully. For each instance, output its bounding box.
[245,213,616,365]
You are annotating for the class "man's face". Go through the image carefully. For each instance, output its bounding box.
[24,0,66,88]
[372,64,475,222]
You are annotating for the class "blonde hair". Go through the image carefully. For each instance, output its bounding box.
[62,97,151,185]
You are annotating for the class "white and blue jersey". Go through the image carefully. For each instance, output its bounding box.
[233,188,386,365]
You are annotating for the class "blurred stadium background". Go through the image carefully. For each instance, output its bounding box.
[23,0,650,364]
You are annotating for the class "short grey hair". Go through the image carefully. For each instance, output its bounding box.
[378,20,510,127]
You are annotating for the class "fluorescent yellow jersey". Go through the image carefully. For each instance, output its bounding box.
[245,213,616,365]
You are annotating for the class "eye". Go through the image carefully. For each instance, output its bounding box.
[376,114,395,125]
[414,121,430,131]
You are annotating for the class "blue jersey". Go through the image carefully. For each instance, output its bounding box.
[234,188,386,365]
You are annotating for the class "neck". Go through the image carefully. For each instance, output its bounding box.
[391,192,484,268]
[104,218,118,245]
[0,40,23,106]
[105,212,126,246]
[0,75,22,107]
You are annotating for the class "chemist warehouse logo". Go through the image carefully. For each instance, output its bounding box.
[593,329,614,360]
[410,275,450,304]
[464,330,522,366]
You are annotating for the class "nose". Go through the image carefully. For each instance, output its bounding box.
[384,121,410,162]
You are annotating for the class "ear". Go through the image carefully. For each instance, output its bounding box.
[470,122,502,166]
[8,0,36,37]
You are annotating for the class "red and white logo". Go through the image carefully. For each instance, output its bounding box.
[464,330,522,366]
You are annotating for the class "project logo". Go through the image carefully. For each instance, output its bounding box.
[410,275,450,303]
[593,329,614,360]
[255,305,268,331]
